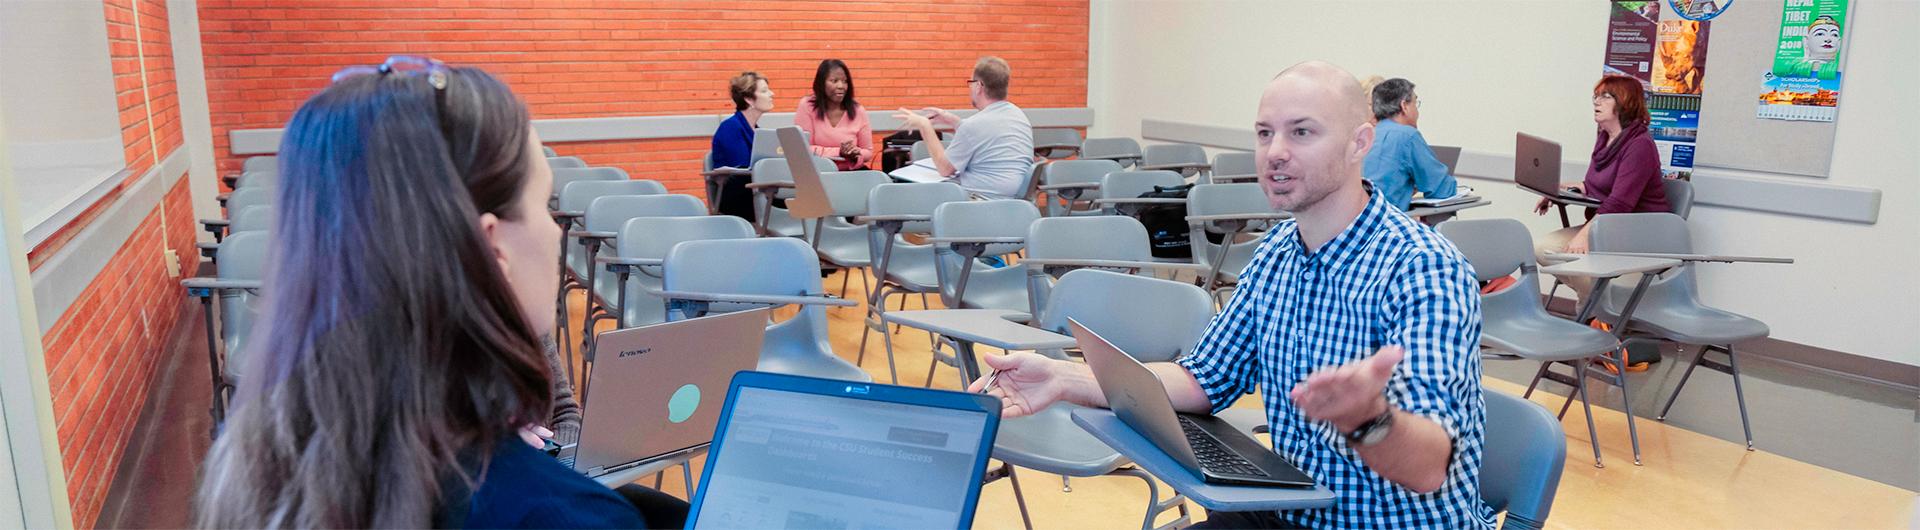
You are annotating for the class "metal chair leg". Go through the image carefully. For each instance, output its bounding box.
[1005,464,1035,530]
[1657,345,1708,420]
[1574,359,1605,468]
[1523,361,1552,399]
[1725,345,1756,450]
[1113,467,1191,530]
[1605,356,1644,466]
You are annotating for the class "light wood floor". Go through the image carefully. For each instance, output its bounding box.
[561,270,1918,529]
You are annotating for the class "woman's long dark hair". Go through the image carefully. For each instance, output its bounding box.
[195,66,552,528]
[811,58,858,119]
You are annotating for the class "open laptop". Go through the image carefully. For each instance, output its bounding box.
[1514,132,1601,207]
[555,309,766,478]
[686,371,1002,530]
[1070,319,1316,488]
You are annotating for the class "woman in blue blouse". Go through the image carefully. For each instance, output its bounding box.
[711,71,775,220]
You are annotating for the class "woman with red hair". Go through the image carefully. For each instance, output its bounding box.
[1534,75,1670,259]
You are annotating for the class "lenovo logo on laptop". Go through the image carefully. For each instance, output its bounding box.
[617,347,652,358]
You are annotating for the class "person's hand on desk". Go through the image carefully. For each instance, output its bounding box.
[838,140,860,161]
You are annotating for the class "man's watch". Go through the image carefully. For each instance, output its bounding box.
[1343,408,1396,447]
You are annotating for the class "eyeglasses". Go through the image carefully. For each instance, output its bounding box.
[331,55,450,89]
[966,78,979,86]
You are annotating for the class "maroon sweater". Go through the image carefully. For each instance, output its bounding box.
[1584,120,1670,215]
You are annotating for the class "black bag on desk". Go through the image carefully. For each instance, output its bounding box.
[879,129,926,172]
[1130,184,1196,259]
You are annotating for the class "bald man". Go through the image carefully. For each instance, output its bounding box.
[970,62,1492,528]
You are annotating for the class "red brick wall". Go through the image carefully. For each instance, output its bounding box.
[197,0,1091,193]
[32,0,195,526]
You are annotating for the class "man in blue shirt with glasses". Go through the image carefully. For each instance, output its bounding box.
[1362,78,1457,211]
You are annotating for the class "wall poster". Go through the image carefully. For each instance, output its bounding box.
[1757,0,1848,122]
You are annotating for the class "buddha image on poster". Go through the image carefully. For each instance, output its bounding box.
[1758,0,1847,121]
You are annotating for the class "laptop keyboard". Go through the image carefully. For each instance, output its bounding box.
[1178,416,1269,478]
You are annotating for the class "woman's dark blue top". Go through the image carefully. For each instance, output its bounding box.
[711,111,755,169]
[444,437,644,529]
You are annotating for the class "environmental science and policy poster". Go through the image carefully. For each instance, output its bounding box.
[1758,0,1848,122]
[1604,0,1714,179]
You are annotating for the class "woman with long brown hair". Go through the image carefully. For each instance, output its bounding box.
[194,57,671,528]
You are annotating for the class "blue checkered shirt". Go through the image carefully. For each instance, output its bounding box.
[1177,190,1494,528]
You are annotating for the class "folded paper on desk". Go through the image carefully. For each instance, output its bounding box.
[888,158,947,184]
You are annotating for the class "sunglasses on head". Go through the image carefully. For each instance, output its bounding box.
[331,55,450,89]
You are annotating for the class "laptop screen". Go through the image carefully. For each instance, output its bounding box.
[690,385,992,529]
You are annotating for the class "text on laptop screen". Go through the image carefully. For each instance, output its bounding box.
[692,387,989,529]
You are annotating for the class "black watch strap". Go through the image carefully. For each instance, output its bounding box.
[1343,408,1396,446]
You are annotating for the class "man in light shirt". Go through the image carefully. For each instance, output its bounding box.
[894,56,1034,199]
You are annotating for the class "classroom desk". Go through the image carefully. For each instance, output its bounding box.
[1405,197,1491,225]
[880,309,1074,385]
[1519,185,1602,228]
[1071,409,1337,512]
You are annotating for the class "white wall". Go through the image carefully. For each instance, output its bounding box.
[1089,0,1919,368]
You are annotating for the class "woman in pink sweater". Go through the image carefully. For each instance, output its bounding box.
[794,59,873,171]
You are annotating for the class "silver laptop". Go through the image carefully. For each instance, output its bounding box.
[1429,145,1462,176]
[1070,319,1315,488]
[1514,132,1601,207]
[557,309,767,477]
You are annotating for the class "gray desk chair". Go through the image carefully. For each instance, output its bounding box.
[925,200,1044,383]
[929,200,1043,314]
[217,169,277,207]
[552,179,667,364]
[242,155,277,174]
[661,238,869,382]
[235,170,278,190]
[1038,159,1121,217]
[1033,127,1084,160]
[1001,269,1217,530]
[1664,178,1694,219]
[230,206,274,234]
[1209,152,1257,183]
[1140,143,1210,179]
[858,182,970,383]
[910,140,931,161]
[1096,170,1184,215]
[549,167,629,207]
[222,155,279,189]
[1023,216,1208,316]
[1589,213,1775,451]
[604,215,756,328]
[1185,183,1285,302]
[573,194,707,363]
[546,156,588,171]
[1080,137,1143,168]
[797,170,890,298]
[541,145,557,157]
[202,186,276,245]
[1481,391,1567,530]
[180,230,270,430]
[1541,178,1697,309]
[746,156,834,238]
[1441,219,1622,467]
